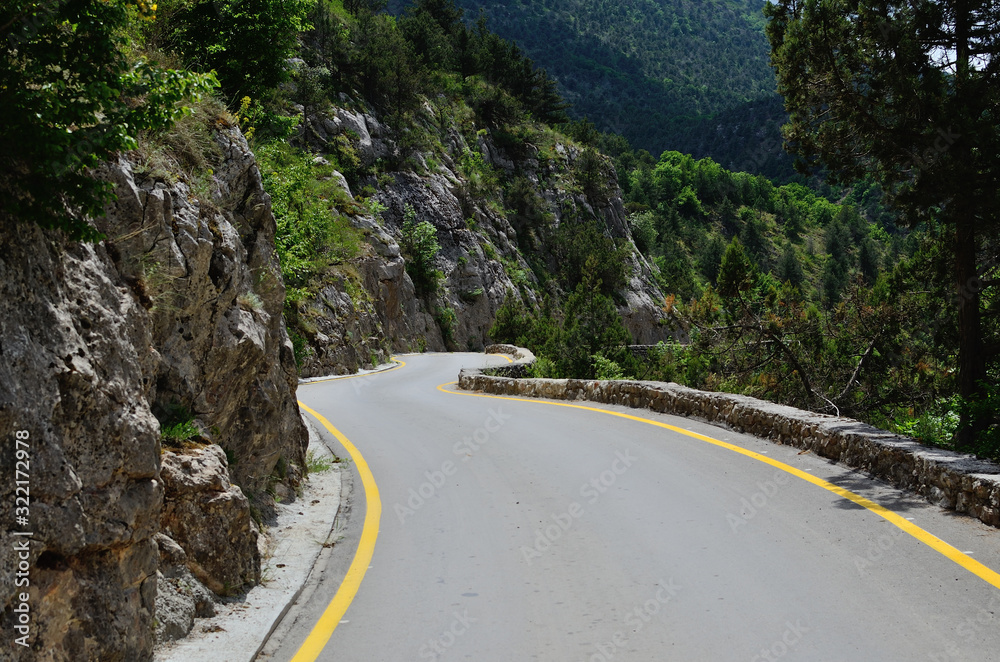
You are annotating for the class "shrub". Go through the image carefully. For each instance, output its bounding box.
[153,0,315,100]
[256,140,363,291]
[1,0,216,240]
[400,204,443,296]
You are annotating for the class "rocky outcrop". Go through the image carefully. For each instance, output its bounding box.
[291,102,670,377]
[159,446,259,596]
[458,370,1000,529]
[153,534,215,644]
[0,120,307,659]
[0,224,162,661]
[98,125,308,500]
[374,168,534,351]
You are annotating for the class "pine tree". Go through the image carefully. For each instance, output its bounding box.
[766,0,1000,447]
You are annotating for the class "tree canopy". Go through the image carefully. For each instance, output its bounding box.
[764,0,1000,448]
[1,0,215,240]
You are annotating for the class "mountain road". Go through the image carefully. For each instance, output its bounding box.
[260,352,1000,662]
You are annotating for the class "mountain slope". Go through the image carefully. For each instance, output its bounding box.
[402,0,791,176]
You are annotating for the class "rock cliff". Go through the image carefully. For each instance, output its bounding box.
[0,120,307,660]
[291,102,670,375]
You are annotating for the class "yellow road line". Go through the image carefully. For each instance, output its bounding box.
[292,403,382,662]
[438,382,1000,592]
[299,357,406,386]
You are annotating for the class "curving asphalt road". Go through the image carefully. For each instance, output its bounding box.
[260,353,1000,662]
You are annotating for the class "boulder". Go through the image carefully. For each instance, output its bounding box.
[160,446,260,596]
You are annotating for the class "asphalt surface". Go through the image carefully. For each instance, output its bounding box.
[261,352,1000,662]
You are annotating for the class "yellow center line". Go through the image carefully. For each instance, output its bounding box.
[438,381,1000,592]
[292,403,382,662]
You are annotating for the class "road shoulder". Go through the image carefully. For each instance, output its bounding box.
[154,415,344,662]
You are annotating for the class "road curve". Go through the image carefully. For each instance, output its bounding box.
[263,353,1000,662]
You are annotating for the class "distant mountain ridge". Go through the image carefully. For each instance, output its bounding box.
[392,0,793,178]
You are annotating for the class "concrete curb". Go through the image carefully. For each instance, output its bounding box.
[154,415,344,662]
[298,358,402,385]
[459,354,1000,530]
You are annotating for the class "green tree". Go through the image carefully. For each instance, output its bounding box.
[157,0,314,100]
[776,242,804,288]
[559,257,632,378]
[716,238,756,300]
[1,0,216,240]
[553,218,629,297]
[355,10,424,118]
[400,0,461,69]
[654,241,697,302]
[765,0,1000,448]
[738,207,768,266]
[489,291,532,346]
[821,221,851,307]
[858,237,880,286]
[400,204,442,297]
[697,235,726,284]
[628,211,657,256]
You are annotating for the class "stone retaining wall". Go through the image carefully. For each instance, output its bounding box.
[459,359,1000,529]
[628,344,661,360]
[483,344,536,378]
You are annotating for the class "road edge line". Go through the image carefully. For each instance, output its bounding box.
[437,382,1000,592]
[299,357,407,386]
[290,403,382,662]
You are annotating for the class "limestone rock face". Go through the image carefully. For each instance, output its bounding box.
[159,446,259,596]
[0,122,307,660]
[153,533,216,643]
[0,225,162,661]
[97,126,308,499]
[291,105,670,374]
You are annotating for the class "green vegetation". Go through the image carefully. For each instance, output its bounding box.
[160,420,201,446]
[766,0,1000,451]
[2,0,216,240]
[144,0,315,100]
[155,403,202,447]
[616,148,899,307]
[305,0,567,131]
[420,0,789,177]
[491,253,635,381]
[400,204,443,297]
[305,450,335,474]
[257,141,364,296]
[8,0,999,463]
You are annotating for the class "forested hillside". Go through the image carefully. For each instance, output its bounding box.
[397,0,794,178]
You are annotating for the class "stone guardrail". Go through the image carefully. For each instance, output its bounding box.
[460,349,1000,529]
[483,344,537,378]
[627,344,661,360]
